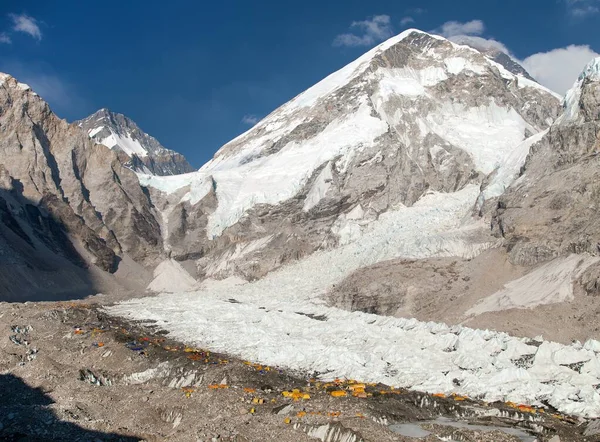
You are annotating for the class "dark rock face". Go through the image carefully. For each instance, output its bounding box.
[76,108,195,176]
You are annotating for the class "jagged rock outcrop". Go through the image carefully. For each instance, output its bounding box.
[0,73,162,298]
[139,30,560,281]
[77,108,195,176]
[491,59,600,267]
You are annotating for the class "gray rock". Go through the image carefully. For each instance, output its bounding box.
[584,419,600,437]
[0,74,163,300]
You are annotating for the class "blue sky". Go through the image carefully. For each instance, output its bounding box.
[0,1,599,167]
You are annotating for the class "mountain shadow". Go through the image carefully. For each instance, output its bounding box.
[0,373,141,441]
[0,185,116,303]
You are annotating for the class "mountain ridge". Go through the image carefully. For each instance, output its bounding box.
[137,29,560,283]
[76,108,195,176]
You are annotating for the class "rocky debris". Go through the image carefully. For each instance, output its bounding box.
[76,108,195,176]
[0,300,591,441]
[296,421,364,442]
[79,368,113,386]
[584,419,600,437]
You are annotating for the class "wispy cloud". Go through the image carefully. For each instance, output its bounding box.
[333,15,394,47]
[400,8,426,30]
[432,20,509,55]
[566,0,600,17]
[0,32,11,44]
[9,13,42,41]
[241,114,259,125]
[450,35,510,54]
[400,16,415,27]
[434,20,485,38]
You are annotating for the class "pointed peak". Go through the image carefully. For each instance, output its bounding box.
[579,57,600,83]
[558,57,600,125]
[0,72,35,93]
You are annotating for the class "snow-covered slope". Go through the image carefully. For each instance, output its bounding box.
[76,109,194,176]
[135,29,559,281]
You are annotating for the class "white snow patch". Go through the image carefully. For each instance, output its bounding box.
[467,254,600,316]
[444,57,486,75]
[303,162,333,211]
[137,173,213,206]
[147,259,198,293]
[425,100,535,174]
[481,129,548,201]
[99,131,148,157]
[88,126,104,138]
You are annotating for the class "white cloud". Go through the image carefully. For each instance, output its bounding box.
[0,33,11,44]
[435,20,485,38]
[566,0,600,17]
[522,45,600,94]
[449,35,510,55]
[10,13,42,41]
[241,114,259,125]
[333,15,394,47]
[432,20,510,56]
[400,16,415,27]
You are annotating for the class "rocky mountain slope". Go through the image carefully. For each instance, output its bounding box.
[0,74,160,300]
[328,57,600,341]
[77,108,194,176]
[138,29,560,282]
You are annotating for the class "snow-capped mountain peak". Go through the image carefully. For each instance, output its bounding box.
[558,57,600,124]
[140,29,560,274]
[76,108,195,176]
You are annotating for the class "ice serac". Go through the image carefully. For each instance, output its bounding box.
[76,108,195,176]
[138,29,561,281]
[0,73,162,300]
